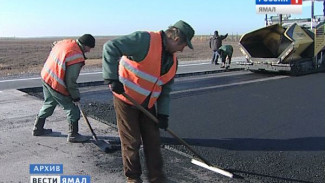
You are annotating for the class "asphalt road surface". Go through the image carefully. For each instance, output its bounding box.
[167,72,325,183]
[60,70,325,183]
[9,67,325,183]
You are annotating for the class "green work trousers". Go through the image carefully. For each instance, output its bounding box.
[113,96,165,183]
[38,81,80,124]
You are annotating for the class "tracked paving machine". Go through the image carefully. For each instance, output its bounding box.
[238,1,325,75]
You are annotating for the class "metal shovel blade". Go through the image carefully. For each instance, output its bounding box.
[191,159,233,178]
[77,103,120,153]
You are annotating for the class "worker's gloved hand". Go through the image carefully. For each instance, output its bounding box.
[109,80,125,94]
[157,114,169,130]
[72,98,80,106]
[73,101,81,107]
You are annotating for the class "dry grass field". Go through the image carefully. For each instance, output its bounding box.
[0,35,242,78]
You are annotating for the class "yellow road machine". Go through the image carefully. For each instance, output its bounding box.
[238,1,325,75]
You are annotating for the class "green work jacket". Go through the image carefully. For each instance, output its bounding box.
[102,31,177,115]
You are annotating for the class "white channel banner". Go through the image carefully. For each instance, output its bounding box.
[256,5,302,14]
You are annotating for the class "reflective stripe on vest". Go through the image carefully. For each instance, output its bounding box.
[114,31,177,108]
[119,75,161,98]
[41,39,85,96]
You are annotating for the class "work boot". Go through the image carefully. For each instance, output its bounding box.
[126,177,143,183]
[32,116,52,136]
[149,173,167,183]
[67,122,90,143]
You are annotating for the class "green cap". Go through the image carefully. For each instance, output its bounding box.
[173,20,195,49]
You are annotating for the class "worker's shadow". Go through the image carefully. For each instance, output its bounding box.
[161,136,325,151]
[40,131,67,137]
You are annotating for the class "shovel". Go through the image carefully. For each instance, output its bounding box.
[121,93,234,178]
[77,103,118,153]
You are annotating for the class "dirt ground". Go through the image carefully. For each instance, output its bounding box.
[0,36,242,78]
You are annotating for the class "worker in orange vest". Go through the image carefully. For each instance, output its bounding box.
[33,34,95,143]
[102,20,195,183]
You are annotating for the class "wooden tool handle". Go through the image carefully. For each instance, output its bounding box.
[77,103,98,141]
[121,93,212,166]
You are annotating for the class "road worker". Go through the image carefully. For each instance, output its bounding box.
[33,34,95,143]
[218,45,233,68]
[209,30,228,65]
[102,20,195,183]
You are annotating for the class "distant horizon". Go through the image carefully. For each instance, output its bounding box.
[0,34,244,39]
[1,0,324,38]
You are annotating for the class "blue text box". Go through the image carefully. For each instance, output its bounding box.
[61,175,91,183]
[30,164,63,174]
[256,0,291,5]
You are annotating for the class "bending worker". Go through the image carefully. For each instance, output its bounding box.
[102,20,195,183]
[33,34,95,143]
[218,44,233,68]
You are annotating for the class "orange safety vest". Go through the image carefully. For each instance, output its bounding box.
[114,31,177,108]
[41,39,85,96]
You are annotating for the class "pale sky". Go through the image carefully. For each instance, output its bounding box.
[0,0,324,37]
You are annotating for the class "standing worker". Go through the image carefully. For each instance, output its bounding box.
[218,45,233,68]
[209,30,228,65]
[33,34,95,143]
[102,20,195,183]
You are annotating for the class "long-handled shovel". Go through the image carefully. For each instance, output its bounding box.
[77,103,118,153]
[121,93,234,178]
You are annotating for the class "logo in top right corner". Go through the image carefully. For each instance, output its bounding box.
[291,0,303,5]
[256,0,302,14]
